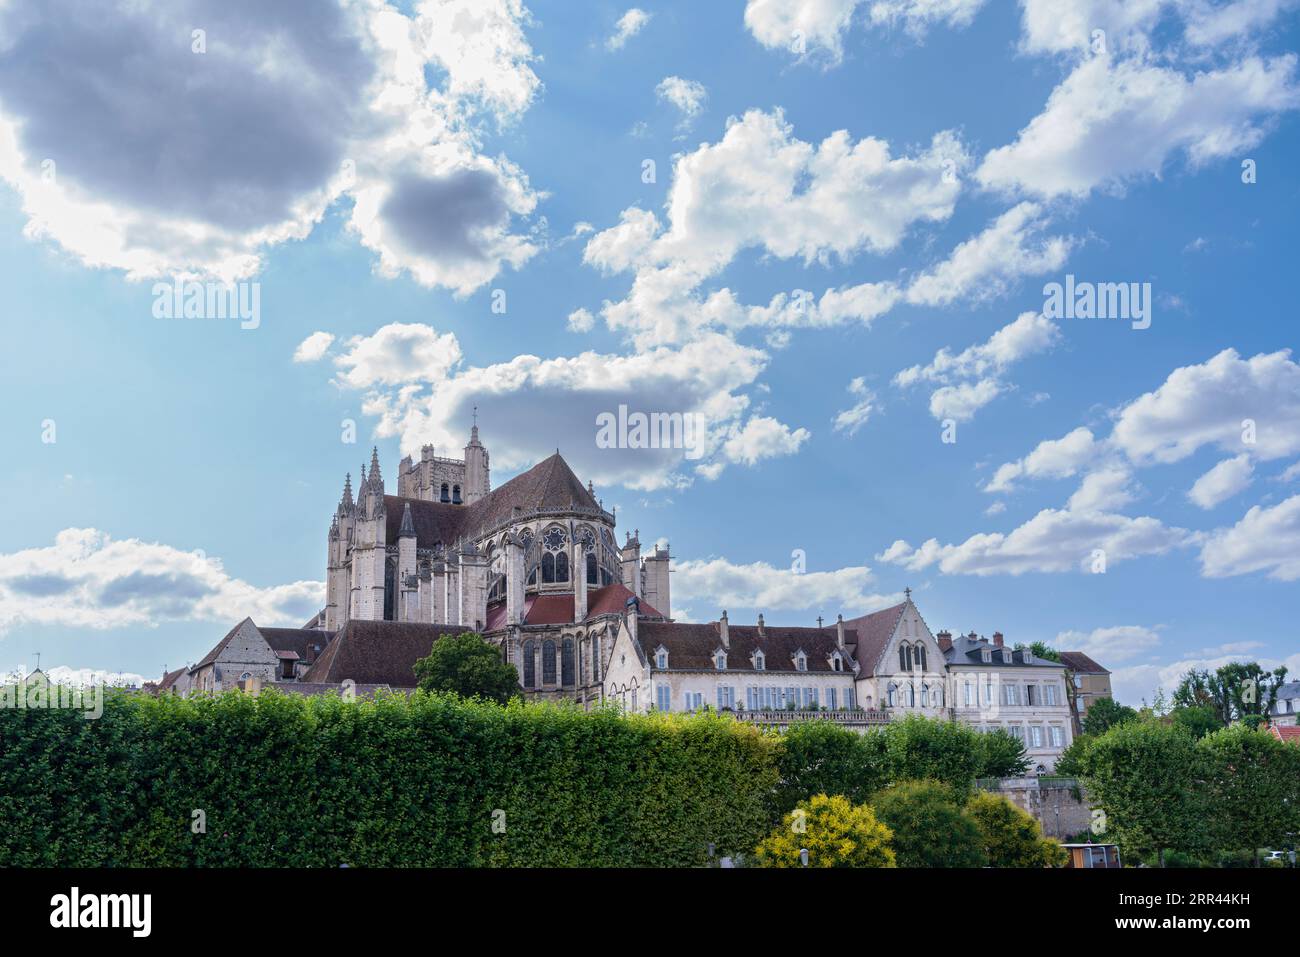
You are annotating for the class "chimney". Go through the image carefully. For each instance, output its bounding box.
[993,631,1004,648]
[937,630,953,653]
[719,610,729,649]
[756,613,765,638]
[835,614,845,649]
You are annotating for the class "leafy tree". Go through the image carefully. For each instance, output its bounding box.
[881,715,984,799]
[1173,663,1289,726]
[411,632,521,704]
[1053,734,1093,777]
[871,780,987,868]
[1028,641,1061,663]
[1170,705,1221,741]
[1082,697,1138,736]
[1198,724,1300,866]
[753,793,895,868]
[1172,668,1229,725]
[774,720,887,814]
[975,728,1031,778]
[965,791,1066,867]
[1079,721,1208,867]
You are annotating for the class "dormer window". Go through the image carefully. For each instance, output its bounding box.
[831,653,842,672]
[654,647,668,669]
[794,651,807,672]
[714,650,727,670]
[982,649,992,663]
[753,651,766,671]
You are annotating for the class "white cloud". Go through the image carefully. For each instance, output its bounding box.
[566,308,596,333]
[674,555,895,615]
[1067,465,1136,512]
[656,76,708,126]
[985,426,1099,493]
[585,109,967,346]
[878,506,1193,575]
[1053,624,1162,664]
[896,311,1060,422]
[1018,0,1168,55]
[1188,453,1254,508]
[321,322,807,491]
[0,529,322,635]
[834,377,877,436]
[1200,493,1300,581]
[0,0,544,290]
[743,0,986,63]
[977,54,1300,199]
[293,331,336,364]
[1111,348,1300,465]
[1184,0,1300,47]
[607,8,652,50]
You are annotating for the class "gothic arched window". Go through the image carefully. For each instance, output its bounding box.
[899,645,909,672]
[916,645,926,672]
[542,640,557,683]
[555,551,569,583]
[562,638,575,685]
[452,484,461,504]
[522,640,535,688]
[542,552,555,583]
[440,483,450,503]
[586,551,597,585]
[887,684,897,707]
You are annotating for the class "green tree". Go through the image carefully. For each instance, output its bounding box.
[1198,724,1300,866]
[1028,641,1061,663]
[975,728,1031,778]
[1172,668,1229,725]
[1053,733,1093,777]
[965,791,1066,868]
[1169,705,1220,740]
[881,715,984,799]
[753,793,895,868]
[1079,721,1207,867]
[411,632,521,704]
[774,720,887,814]
[1082,697,1138,736]
[871,779,988,868]
[1217,662,1288,724]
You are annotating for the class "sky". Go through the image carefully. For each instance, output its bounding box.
[0,0,1297,705]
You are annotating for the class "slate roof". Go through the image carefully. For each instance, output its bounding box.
[383,452,606,551]
[636,620,857,674]
[481,582,659,631]
[1057,651,1109,674]
[840,602,907,677]
[299,620,469,687]
[945,633,1063,668]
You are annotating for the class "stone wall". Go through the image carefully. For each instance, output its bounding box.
[978,776,1094,840]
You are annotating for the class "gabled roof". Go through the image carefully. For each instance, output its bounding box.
[193,620,332,675]
[299,620,469,687]
[155,668,186,692]
[1269,724,1300,745]
[383,452,606,552]
[840,602,907,677]
[636,620,857,674]
[192,618,252,672]
[1058,651,1109,675]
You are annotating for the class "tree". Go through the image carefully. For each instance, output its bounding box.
[1053,734,1093,777]
[1172,668,1229,725]
[1198,725,1300,866]
[411,632,520,704]
[965,792,1066,867]
[1173,663,1289,727]
[1082,697,1138,736]
[753,793,895,868]
[1169,705,1220,741]
[871,780,987,868]
[975,728,1030,778]
[774,720,888,814]
[881,715,984,798]
[1028,641,1060,663]
[1079,721,1207,867]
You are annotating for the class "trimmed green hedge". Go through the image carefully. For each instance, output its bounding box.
[0,690,777,867]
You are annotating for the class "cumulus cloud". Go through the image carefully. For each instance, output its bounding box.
[0,0,543,290]
[834,377,877,436]
[0,529,322,634]
[1053,624,1162,664]
[293,331,336,364]
[318,322,808,491]
[1188,453,1254,508]
[607,8,652,49]
[673,555,896,616]
[1067,465,1137,512]
[584,108,967,346]
[895,311,1060,422]
[656,76,708,128]
[878,507,1193,575]
[985,426,1099,493]
[977,53,1300,199]
[1200,493,1300,581]
[743,0,986,63]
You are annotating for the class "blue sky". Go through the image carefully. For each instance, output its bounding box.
[0,0,1297,704]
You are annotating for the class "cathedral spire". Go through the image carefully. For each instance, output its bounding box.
[339,472,354,512]
[398,502,416,538]
[368,446,383,486]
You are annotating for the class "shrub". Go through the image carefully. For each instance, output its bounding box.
[871,779,987,868]
[753,793,895,868]
[965,791,1065,867]
[774,721,887,814]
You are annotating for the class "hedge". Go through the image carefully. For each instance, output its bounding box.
[0,690,778,867]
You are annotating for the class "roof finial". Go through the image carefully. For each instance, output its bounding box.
[817,615,824,629]
[904,586,912,601]
[473,404,478,428]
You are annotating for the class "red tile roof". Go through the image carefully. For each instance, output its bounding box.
[1269,724,1300,744]
[636,620,857,673]
[482,583,660,631]
[1058,651,1109,674]
[840,602,907,677]
[300,620,469,687]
